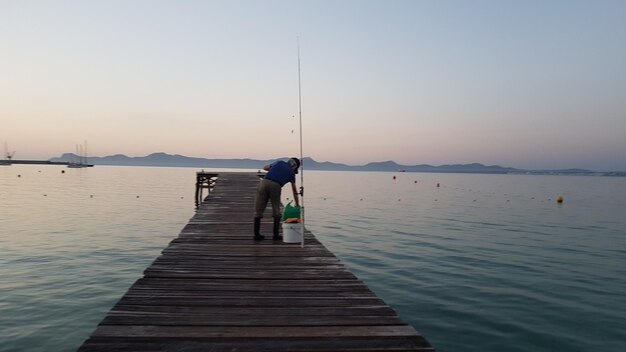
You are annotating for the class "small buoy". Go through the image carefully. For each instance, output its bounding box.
[414,180,417,183]
[17,174,21,178]
[359,198,363,201]
[436,183,440,187]
[180,196,184,199]
[61,170,65,174]
[393,176,396,180]
[398,198,401,201]
[136,196,140,198]
[556,195,564,204]
[43,194,47,197]
[323,198,327,200]
[90,195,94,198]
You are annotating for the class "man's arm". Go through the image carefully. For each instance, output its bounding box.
[291,182,300,207]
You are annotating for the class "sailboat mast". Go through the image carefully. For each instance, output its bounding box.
[84,140,88,165]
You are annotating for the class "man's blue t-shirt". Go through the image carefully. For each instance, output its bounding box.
[265,160,295,186]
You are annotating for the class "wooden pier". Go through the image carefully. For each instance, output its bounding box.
[78,172,434,351]
[2,159,74,166]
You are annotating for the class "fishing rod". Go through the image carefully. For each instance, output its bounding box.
[297,37,305,249]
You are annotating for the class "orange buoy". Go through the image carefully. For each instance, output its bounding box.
[556,195,564,204]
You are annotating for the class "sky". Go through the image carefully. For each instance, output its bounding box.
[1,0,625,171]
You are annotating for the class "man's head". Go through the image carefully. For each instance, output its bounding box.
[288,157,300,174]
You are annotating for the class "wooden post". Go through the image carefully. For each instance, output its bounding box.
[196,172,219,207]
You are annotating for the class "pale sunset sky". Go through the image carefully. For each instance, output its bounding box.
[1,0,625,171]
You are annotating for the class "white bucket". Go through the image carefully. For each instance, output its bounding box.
[282,223,303,243]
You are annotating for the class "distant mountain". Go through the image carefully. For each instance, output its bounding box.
[49,152,624,176]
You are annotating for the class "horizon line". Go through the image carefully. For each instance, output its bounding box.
[44,151,626,173]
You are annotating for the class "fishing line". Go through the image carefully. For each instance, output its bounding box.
[297,37,305,248]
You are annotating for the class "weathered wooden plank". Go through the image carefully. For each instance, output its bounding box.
[92,325,421,338]
[130,277,362,287]
[113,296,387,307]
[79,337,435,352]
[125,287,375,295]
[109,305,398,316]
[101,315,405,326]
[120,289,378,297]
[149,258,342,266]
[142,271,357,280]
[128,280,371,290]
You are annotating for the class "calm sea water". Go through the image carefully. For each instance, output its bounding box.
[1,165,625,352]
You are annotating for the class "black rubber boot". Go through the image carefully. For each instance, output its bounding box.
[272,216,282,241]
[254,217,264,241]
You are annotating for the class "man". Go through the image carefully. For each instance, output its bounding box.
[254,157,300,241]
